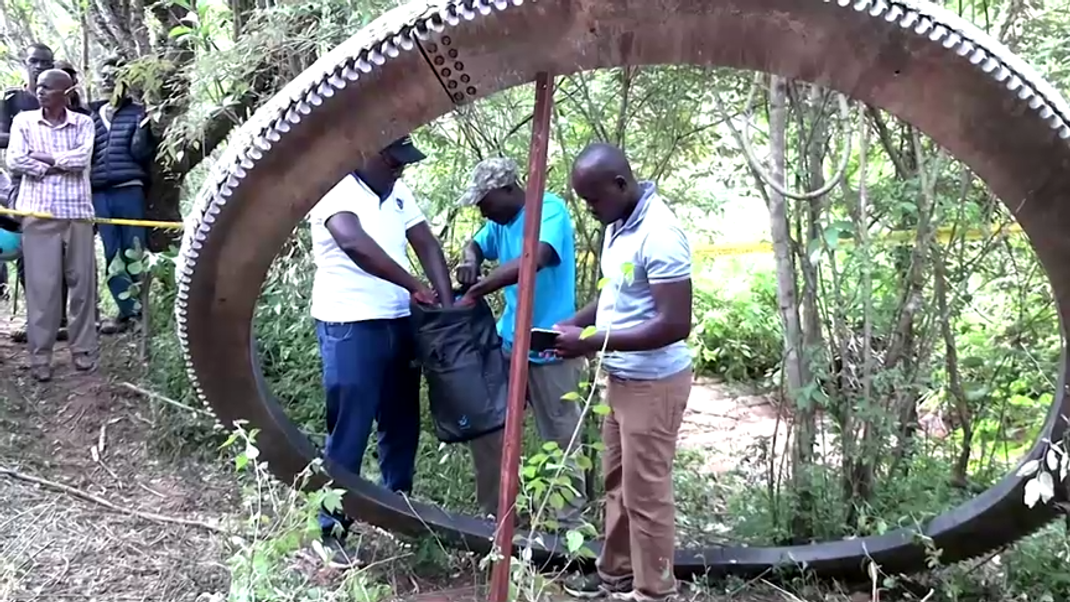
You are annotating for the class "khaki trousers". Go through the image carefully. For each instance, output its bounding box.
[22,217,98,367]
[468,349,587,526]
[596,367,692,599]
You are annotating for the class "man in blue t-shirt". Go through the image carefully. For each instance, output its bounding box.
[455,157,586,527]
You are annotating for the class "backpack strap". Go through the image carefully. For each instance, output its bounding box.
[2,87,29,121]
[2,87,18,112]
[1,89,16,131]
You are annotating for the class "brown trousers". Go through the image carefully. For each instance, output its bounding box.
[596,367,692,599]
[468,350,587,526]
[22,217,98,367]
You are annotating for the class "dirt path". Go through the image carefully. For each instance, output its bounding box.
[0,315,238,602]
[678,377,785,474]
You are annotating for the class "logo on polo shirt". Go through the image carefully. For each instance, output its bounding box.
[396,196,404,210]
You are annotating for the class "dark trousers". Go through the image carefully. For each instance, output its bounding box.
[1,257,68,327]
[93,186,147,319]
[315,317,421,537]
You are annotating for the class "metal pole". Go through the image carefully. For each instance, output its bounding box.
[488,71,555,602]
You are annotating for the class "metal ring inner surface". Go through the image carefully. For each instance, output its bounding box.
[176,0,1070,578]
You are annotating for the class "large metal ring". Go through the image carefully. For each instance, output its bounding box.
[175,0,1070,578]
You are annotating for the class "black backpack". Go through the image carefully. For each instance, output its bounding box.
[410,295,508,444]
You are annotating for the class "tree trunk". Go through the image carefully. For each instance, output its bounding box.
[933,241,972,486]
[887,133,943,465]
[843,110,875,526]
[799,84,825,361]
[766,75,814,541]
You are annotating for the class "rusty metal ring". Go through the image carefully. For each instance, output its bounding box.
[176,0,1070,579]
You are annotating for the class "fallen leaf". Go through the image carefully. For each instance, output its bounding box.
[1017,459,1040,478]
[1024,476,1041,508]
[1039,471,1055,504]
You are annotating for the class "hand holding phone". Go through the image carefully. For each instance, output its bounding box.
[529,328,561,353]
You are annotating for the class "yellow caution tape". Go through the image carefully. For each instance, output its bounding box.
[0,204,1025,256]
[0,206,184,230]
[692,223,1025,259]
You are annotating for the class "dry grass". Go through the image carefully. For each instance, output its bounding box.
[0,311,486,601]
[0,316,238,601]
[0,477,230,600]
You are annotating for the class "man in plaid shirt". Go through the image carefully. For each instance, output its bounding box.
[7,68,97,382]
[0,43,74,338]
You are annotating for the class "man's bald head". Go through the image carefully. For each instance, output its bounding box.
[38,68,72,87]
[572,142,635,180]
[570,142,641,225]
[35,69,73,111]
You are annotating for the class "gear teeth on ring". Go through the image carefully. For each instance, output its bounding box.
[173,0,1070,574]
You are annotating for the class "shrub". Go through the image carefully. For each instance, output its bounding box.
[690,266,782,381]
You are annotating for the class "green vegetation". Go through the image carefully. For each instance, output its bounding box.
[4,0,1070,599]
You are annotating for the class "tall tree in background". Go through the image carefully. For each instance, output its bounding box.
[0,0,363,250]
[78,0,263,251]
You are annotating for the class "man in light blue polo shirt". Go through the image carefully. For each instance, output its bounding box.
[554,143,693,602]
[454,157,586,527]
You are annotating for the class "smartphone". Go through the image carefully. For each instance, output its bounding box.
[529,328,562,353]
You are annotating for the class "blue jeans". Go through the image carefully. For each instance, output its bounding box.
[93,186,147,319]
[315,318,421,538]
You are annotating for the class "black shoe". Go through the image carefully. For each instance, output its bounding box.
[30,365,51,383]
[100,315,139,335]
[11,327,66,343]
[563,573,633,599]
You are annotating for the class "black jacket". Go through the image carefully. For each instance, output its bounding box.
[89,98,155,191]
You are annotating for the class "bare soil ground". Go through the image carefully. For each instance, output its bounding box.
[678,377,784,474]
[0,315,238,602]
[402,583,854,602]
[677,377,949,477]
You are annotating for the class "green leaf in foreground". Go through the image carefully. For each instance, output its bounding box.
[566,529,584,554]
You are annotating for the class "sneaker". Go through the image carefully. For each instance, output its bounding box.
[611,591,678,602]
[73,354,96,372]
[30,365,51,382]
[563,573,633,599]
[319,534,359,568]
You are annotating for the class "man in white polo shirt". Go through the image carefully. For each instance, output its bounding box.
[308,136,454,562]
[554,143,693,602]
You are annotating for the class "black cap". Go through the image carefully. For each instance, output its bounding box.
[382,135,427,166]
